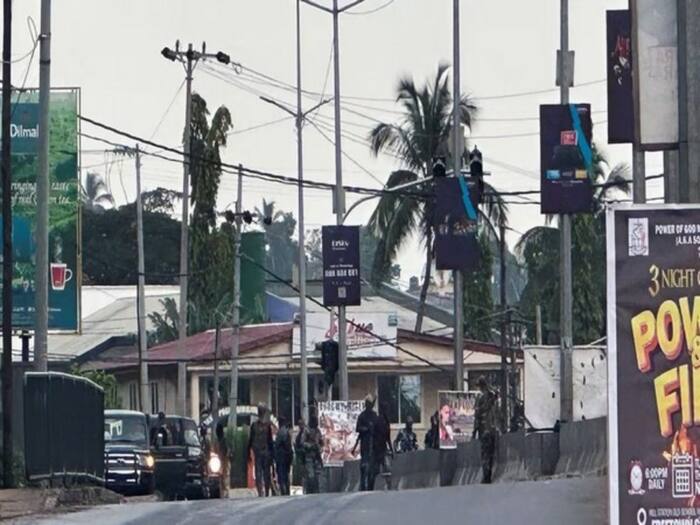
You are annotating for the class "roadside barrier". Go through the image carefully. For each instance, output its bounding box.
[554,417,607,477]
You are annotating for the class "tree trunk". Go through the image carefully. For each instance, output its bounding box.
[415,230,433,333]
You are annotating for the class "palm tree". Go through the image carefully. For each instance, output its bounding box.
[255,199,297,279]
[82,172,114,213]
[515,145,630,344]
[367,62,506,333]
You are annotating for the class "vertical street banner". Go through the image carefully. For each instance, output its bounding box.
[632,0,679,150]
[540,104,593,214]
[434,177,481,271]
[607,205,700,524]
[607,10,634,144]
[318,400,363,467]
[0,89,80,330]
[438,390,478,449]
[322,225,361,306]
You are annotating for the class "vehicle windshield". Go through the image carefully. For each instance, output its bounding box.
[105,415,148,446]
[183,419,201,447]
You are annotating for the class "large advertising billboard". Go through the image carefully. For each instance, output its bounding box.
[632,0,679,150]
[0,89,80,330]
[434,177,480,271]
[318,400,363,467]
[540,104,593,215]
[322,225,361,307]
[607,10,634,144]
[607,205,700,524]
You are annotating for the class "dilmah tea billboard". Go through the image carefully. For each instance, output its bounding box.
[0,89,80,330]
[607,205,700,524]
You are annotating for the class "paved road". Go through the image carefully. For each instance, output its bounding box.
[17,477,606,525]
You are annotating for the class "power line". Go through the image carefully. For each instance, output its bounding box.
[345,0,395,15]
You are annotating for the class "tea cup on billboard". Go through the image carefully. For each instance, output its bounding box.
[50,263,72,291]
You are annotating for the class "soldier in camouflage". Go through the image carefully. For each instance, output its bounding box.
[473,376,499,484]
[302,415,324,494]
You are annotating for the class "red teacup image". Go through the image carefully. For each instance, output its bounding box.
[50,263,72,291]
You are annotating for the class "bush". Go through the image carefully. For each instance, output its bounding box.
[224,425,249,488]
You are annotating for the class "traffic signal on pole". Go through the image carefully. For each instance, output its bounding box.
[317,340,339,386]
[432,156,447,178]
[469,145,483,178]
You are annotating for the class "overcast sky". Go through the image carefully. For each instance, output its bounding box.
[11,0,662,285]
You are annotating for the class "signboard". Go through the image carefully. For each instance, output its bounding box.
[293,311,397,359]
[318,400,363,467]
[0,90,80,330]
[539,104,593,214]
[632,0,679,150]
[607,205,700,524]
[322,225,360,306]
[523,346,607,429]
[607,10,634,144]
[438,390,478,449]
[434,177,480,271]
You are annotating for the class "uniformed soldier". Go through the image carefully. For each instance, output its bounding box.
[302,416,324,494]
[473,376,499,484]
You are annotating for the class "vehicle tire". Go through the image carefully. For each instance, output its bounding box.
[210,484,221,499]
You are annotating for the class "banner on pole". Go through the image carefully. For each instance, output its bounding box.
[607,10,634,144]
[322,225,361,306]
[434,177,480,271]
[438,390,478,449]
[606,205,700,524]
[0,89,80,330]
[318,400,363,467]
[539,103,593,214]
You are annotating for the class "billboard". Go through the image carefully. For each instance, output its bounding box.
[539,104,593,214]
[0,89,80,330]
[523,346,607,429]
[318,400,363,467]
[607,10,634,144]
[434,177,480,271]
[293,311,397,359]
[632,0,679,150]
[438,390,478,449]
[606,205,700,524]
[322,225,361,307]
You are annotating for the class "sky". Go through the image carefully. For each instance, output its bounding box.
[10,0,663,286]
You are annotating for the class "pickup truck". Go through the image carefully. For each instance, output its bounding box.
[104,410,155,495]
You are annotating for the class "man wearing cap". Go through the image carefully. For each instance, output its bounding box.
[353,395,378,491]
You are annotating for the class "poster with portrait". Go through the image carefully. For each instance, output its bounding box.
[318,400,363,467]
[607,10,634,144]
[438,391,478,449]
[607,205,700,524]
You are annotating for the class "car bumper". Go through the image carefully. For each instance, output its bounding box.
[106,470,154,494]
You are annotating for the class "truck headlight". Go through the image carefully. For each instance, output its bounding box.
[137,454,155,469]
[208,454,222,474]
[145,454,155,469]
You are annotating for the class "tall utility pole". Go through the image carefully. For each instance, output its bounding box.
[558,0,574,424]
[161,42,231,416]
[301,0,367,401]
[135,145,149,413]
[34,0,51,372]
[499,223,508,429]
[212,321,220,429]
[227,166,243,432]
[1,0,13,489]
[452,0,464,392]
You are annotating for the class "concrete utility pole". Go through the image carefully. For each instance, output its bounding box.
[559,0,574,424]
[499,223,508,428]
[34,0,51,372]
[1,0,13,489]
[135,144,150,413]
[161,42,231,416]
[452,0,464,392]
[212,321,220,429]
[301,0,367,402]
[227,166,243,432]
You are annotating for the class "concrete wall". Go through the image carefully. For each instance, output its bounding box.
[115,367,178,415]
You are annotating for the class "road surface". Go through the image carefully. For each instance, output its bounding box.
[16,477,606,525]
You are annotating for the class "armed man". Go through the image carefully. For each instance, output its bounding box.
[472,376,499,484]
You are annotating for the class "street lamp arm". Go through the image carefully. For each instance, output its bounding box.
[342,175,435,223]
[259,96,296,118]
[342,194,378,223]
[300,0,333,12]
[338,0,369,12]
[302,97,333,118]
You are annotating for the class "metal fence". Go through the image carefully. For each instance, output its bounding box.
[24,372,104,485]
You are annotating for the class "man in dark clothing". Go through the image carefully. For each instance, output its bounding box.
[247,404,274,497]
[424,412,439,450]
[293,418,306,487]
[274,417,294,496]
[353,395,378,491]
[374,406,394,490]
[394,416,418,453]
[150,412,170,447]
[302,416,323,494]
[473,376,499,484]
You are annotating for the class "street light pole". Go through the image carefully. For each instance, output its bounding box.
[227,166,243,432]
[135,144,150,413]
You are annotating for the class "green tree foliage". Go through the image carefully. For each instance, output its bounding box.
[462,233,494,341]
[255,199,297,280]
[81,172,115,213]
[70,367,122,409]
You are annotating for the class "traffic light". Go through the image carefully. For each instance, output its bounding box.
[316,340,339,386]
[432,156,447,178]
[469,145,483,178]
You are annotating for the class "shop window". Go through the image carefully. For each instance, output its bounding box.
[377,375,421,424]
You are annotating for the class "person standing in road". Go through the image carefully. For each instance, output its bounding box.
[293,418,306,488]
[302,415,324,494]
[374,404,394,490]
[473,376,499,484]
[352,395,378,491]
[274,417,294,496]
[393,416,418,454]
[424,412,439,450]
[248,404,274,497]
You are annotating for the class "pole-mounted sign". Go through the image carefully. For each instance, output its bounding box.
[322,225,360,307]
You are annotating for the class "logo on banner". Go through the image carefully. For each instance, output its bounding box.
[628,218,649,256]
[628,460,646,495]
